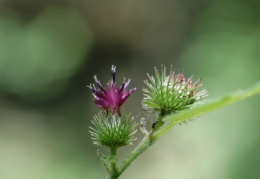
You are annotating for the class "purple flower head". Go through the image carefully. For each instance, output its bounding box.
[89,65,136,115]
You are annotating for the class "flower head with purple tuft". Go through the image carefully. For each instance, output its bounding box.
[88,66,138,149]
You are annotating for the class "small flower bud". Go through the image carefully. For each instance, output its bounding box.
[89,112,138,148]
[142,66,208,114]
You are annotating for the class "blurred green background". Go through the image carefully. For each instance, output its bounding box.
[0,0,259,179]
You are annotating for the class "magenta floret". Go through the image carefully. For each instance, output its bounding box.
[89,65,136,115]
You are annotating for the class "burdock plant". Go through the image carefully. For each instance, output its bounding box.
[88,65,260,179]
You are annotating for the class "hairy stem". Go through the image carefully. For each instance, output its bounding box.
[116,136,155,178]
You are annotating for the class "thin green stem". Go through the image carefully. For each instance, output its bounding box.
[152,111,165,132]
[108,147,118,179]
[97,149,112,173]
[116,136,155,178]
[110,147,117,169]
[114,113,165,178]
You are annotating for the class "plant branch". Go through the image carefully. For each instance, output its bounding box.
[152,81,260,139]
[116,81,260,177]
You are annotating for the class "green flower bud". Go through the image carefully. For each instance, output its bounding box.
[142,66,208,114]
[90,112,138,148]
